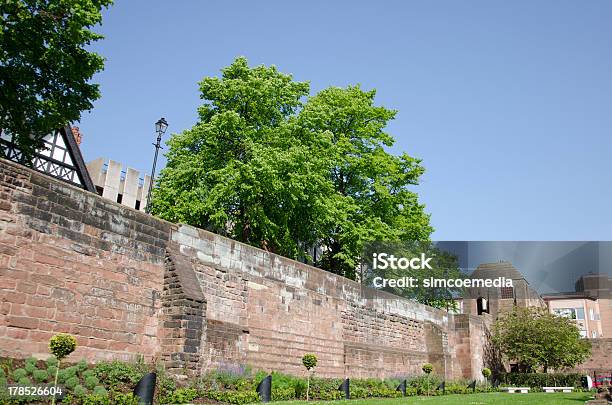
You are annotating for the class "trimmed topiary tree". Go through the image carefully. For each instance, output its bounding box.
[482,367,492,388]
[48,333,77,405]
[422,363,434,396]
[302,353,318,401]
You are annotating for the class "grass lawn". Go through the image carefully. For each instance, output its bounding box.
[273,392,594,405]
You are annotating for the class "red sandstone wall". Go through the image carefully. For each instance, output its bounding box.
[0,158,494,380]
[174,224,460,379]
[574,338,612,373]
[0,159,169,363]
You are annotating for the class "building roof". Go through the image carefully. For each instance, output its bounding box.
[541,292,598,301]
[0,125,95,192]
[470,261,527,281]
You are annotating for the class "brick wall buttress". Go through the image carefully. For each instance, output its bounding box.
[161,243,206,374]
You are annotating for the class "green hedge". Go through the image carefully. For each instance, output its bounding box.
[499,373,583,390]
[0,357,508,404]
[203,389,260,404]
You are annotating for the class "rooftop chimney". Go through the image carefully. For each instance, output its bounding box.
[71,126,82,145]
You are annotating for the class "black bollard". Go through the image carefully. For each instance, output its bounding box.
[467,380,476,393]
[133,372,156,405]
[256,374,272,403]
[436,381,445,395]
[338,378,350,399]
[396,379,406,396]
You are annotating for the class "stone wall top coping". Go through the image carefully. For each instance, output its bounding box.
[173,224,453,325]
[0,157,176,231]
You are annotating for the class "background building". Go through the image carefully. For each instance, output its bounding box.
[456,262,612,340]
[86,157,151,212]
[457,261,545,318]
[542,274,612,338]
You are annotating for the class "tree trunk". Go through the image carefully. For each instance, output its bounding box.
[51,360,60,405]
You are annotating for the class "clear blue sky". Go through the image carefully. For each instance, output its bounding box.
[78,0,612,241]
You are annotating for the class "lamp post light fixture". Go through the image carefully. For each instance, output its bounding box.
[145,117,168,214]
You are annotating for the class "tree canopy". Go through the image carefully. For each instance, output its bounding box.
[0,0,112,159]
[492,306,591,373]
[152,57,433,280]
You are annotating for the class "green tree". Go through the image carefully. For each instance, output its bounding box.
[153,58,433,280]
[298,86,432,278]
[301,354,317,401]
[492,306,591,373]
[421,363,433,395]
[48,333,77,405]
[152,57,330,260]
[0,0,112,159]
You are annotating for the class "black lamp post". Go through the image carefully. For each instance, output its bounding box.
[145,117,168,213]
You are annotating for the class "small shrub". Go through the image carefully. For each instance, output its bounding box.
[49,333,77,360]
[65,376,79,389]
[93,360,145,388]
[73,384,87,397]
[47,366,58,377]
[204,389,260,405]
[46,356,59,368]
[409,374,442,396]
[32,369,48,383]
[82,393,111,405]
[292,379,307,398]
[271,387,296,401]
[482,368,492,379]
[160,387,197,404]
[58,366,77,383]
[17,376,32,386]
[155,365,178,399]
[500,372,582,390]
[84,375,100,390]
[316,390,343,400]
[111,392,140,405]
[372,388,403,398]
[24,357,38,374]
[422,363,434,374]
[12,368,28,380]
[350,386,369,399]
[82,369,95,379]
[77,359,88,373]
[93,385,108,396]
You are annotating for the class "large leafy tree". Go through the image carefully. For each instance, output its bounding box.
[492,306,591,373]
[299,86,432,278]
[0,0,112,159]
[152,57,332,259]
[153,58,433,280]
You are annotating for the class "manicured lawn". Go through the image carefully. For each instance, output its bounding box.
[273,392,594,405]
